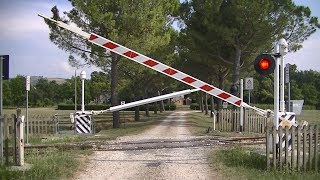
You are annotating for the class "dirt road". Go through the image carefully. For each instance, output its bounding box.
[73,111,221,180]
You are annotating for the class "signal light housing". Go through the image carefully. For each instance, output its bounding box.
[254,54,276,75]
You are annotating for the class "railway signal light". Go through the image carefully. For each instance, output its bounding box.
[254,54,276,75]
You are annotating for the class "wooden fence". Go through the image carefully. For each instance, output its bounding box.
[4,115,56,135]
[266,125,319,171]
[216,109,272,133]
[3,111,139,135]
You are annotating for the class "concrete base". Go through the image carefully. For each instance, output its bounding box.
[9,163,32,172]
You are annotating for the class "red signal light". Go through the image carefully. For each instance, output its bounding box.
[254,54,275,75]
[259,59,270,70]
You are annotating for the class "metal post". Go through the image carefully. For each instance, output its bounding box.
[240,79,244,132]
[279,38,288,112]
[248,90,251,105]
[26,90,28,144]
[25,76,30,145]
[286,63,291,112]
[82,78,84,112]
[213,111,216,131]
[274,44,280,128]
[0,56,3,163]
[17,109,24,166]
[75,69,77,111]
[280,54,285,112]
[288,82,291,112]
[80,71,86,113]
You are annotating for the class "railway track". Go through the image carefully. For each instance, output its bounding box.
[25,136,265,151]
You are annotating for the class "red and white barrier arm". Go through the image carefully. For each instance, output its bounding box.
[38,14,242,107]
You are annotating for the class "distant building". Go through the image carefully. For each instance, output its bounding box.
[47,78,67,85]
[30,76,43,85]
[30,76,67,85]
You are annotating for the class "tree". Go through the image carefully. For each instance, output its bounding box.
[44,0,179,127]
[9,75,25,107]
[180,0,319,88]
[90,71,110,103]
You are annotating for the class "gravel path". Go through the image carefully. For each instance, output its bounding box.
[73,111,221,180]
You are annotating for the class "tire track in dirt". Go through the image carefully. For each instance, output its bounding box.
[73,111,222,180]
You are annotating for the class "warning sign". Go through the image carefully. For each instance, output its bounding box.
[245,77,253,90]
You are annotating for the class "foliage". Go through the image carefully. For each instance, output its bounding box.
[179,0,319,94]
[45,0,180,127]
[0,151,79,180]
[190,103,200,110]
[57,103,110,110]
[211,147,320,180]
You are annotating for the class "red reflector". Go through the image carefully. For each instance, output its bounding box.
[259,59,270,70]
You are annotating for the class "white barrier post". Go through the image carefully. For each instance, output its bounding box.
[279,38,288,113]
[80,71,86,113]
[240,79,244,132]
[274,44,280,128]
[17,109,24,166]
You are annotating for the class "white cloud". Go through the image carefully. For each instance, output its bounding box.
[60,61,74,74]
[286,32,320,71]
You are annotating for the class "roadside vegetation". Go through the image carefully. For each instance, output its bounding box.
[0,150,83,180]
[187,110,320,179]
[210,147,319,180]
[0,109,172,179]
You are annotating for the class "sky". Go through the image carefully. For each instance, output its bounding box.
[0,0,319,79]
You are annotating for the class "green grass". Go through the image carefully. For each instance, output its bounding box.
[0,150,85,180]
[296,110,320,126]
[187,111,264,137]
[186,111,214,135]
[25,111,172,145]
[3,107,75,117]
[210,147,320,180]
[187,110,320,136]
[0,109,172,179]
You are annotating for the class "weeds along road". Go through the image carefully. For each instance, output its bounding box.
[73,111,221,180]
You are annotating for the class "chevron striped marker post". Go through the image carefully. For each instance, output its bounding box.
[278,112,297,151]
[75,113,92,134]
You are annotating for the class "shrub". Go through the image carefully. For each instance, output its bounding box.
[190,103,200,110]
[57,104,110,110]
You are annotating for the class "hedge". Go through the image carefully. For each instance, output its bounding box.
[57,103,176,111]
[57,104,110,110]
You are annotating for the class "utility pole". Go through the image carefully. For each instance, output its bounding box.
[0,56,3,163]
[26,76,30,144]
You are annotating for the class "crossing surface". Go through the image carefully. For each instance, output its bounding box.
[73,111,221,180]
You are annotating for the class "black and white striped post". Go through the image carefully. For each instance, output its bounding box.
[74,112,92,134]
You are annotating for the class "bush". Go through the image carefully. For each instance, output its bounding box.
[57,104,110,110]
[254,104,316,110]
[125,102,176,111]
[190,103,213,110]
[60,102,177,112]
[190,103,200,110]
[164,103,176,110]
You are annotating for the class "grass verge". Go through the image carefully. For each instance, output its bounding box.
[0,149,88,180]
[210,147,320,180]
[26,111,172,145]
[0,111,172,179]
[187,111,263,137]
